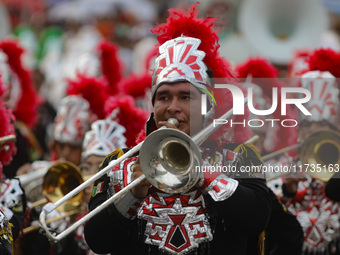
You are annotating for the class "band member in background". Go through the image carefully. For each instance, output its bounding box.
[0,72,26,255]
[0,39,41,179]
[84,4,271,255]
[72,117,127,255]
[236,57,304,255]
[280,48,340,254]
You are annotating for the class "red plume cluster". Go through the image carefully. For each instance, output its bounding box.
[0,76,17,174]
[97,40,123,95]
[236,57,297,151]
[104,95,149,147]
[66,74,110,120]
[308,48,340,78]
[0,39,38,128]
[151,2,235,79]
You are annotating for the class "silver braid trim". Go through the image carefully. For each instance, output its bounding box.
[206,174,239,201]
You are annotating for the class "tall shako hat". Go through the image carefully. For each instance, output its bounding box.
[52,95,91,146]
[53,67,112,147]
[82,117,127,159]
[150,3,236,127]
[298,48,340,128]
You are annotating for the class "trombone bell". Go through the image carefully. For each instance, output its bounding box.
[300,130,340,181]
[140,128,202,194]
[43,161,84,212]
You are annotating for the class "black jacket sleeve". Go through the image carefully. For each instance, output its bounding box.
[84,149,147,254]
[211,143,272,235]
[325,171,340,201]
[265,188,303,255]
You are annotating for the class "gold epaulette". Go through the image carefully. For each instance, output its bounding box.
[100,149,125,168]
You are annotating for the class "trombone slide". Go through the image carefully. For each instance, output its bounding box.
[39,141,144,242]
[40,175,146,242]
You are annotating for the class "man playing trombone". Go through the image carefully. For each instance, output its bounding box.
[84,4,271,255]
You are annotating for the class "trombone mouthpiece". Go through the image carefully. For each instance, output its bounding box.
[167,118,179,127]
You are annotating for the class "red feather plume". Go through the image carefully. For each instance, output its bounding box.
[151,2,235,79]
[151,2,239,145]
[97,40,124,95]
[236,57,278,79]
[104,95,149,147]
[308,48,340,77]
[236,57,297,151]
[66,73,110,120]
[0,75,17,173]
[118,73,152,99]
[0,39,38,128]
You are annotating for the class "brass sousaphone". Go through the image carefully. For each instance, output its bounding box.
[238,0,329,65]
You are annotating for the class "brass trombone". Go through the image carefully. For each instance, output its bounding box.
[39,99,248,242]
[265,130,340,182]
[22,161,84,234]
[299,130,340,181]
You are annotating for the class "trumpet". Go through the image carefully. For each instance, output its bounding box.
[39,99,248,242]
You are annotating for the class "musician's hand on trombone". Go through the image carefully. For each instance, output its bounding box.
[131,157,151,199]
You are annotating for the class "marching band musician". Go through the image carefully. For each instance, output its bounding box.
[0,72,26,254]
[280,48,340,254]
[73,117,127,255]
[236,58,304,255]
[84,4,271,255]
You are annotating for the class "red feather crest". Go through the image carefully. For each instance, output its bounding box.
[104,95,149,147]
[308,48,340,77]
[151,2,235,79]
[118,73,152,99]
[66,73,110,120]
[0,39,38,128]
[0,75,17,172]
[236,57,278,79]
[97,40,124,95]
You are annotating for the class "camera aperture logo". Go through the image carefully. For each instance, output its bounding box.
[201,84,312,128]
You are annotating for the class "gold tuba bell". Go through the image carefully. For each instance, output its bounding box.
[299,130,340,181]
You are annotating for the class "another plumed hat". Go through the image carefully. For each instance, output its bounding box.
[82,117,127,159]
[236,57,296,151]
[298,48,340,128]
[287,50,310,78]
[118,72,152,112]
[150,3,236,128]
[57,70,112,147]
[52,95,92,146]
[66,73,110,120]
[97,40,123,95]
[104,95,149,148]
